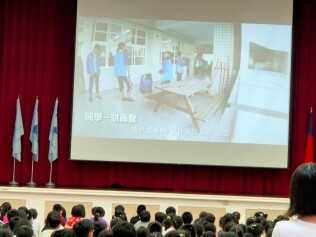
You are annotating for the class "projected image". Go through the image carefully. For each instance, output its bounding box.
[72,18,291,145]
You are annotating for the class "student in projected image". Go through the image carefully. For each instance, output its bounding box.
[176,51,185,81]
[86,44,103,102]
[159,51,173,84]
[114,42,135,102]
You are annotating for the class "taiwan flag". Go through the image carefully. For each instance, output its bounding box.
[305,108,314,163]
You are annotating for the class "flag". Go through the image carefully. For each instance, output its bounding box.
[48,99,58,163]
[30,97,39,162]
[12,97,24,161]
[305,108,314,163]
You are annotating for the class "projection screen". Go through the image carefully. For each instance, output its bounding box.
[70,0,293,168]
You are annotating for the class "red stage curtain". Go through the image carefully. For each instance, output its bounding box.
[0,0,315,196]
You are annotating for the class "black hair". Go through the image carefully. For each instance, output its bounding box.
[137,205,146,216]
[112,221,135,237]
[172,216,183,230]
[53,204,63,212]
[181,212,193,224]
[154,212,166,224]
[164,230,179,237]
[140,210,150,222]
[51,228,76,237]
[110,218,121,229]
[287,163,316,217]
[203,221,216,233]
[14,224,33,237]
[73,219,93,237]
[0,229,13,237]
[201,231,216,237]
[165,207,176,216]
[204,213,215,224]
[180,224,196,237]
[93,222,106,237]
[193,223,203,237]
[246,223,264,237]
[92,207,105,222]
[220,233,238,237]
[71,205,85,217]
[148,222,162,233]
[29,209,38,219]
[9,216,21,231]
[47,211,61,229]
[97,230,113,237]
[229,224,244,237]
[136,226,149,237]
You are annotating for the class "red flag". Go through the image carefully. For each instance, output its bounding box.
[305,108,314,163]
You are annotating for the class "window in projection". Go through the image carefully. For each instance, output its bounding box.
[71,0,293,168]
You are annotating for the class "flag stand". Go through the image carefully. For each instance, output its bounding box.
[27,157,36,186]
[9,159,19,186]
[46,162,55,187]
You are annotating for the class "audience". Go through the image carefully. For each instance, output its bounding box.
[130,205,147,225]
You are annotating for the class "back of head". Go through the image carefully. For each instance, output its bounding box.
[193,223,203,237]
[51,228,76,237]
[112,221,135,237]
[47,211,61,229]
[288,162,316,217]
[0,229,13,237]
[29,209,38,220]
[7,209,19,221]
[204,213,215,224]
[220,233,238,237]
[165,207,176,216]
[203,221,216,233]
[14,220,33,237]
[71,205,84,217]
[180,224,196,237]
[9,216,21,231]
[246,223,264,237]
[137,205,146,216]
[201,231,216,237]
[181,212,193,224]
[140,210,151,222]
[229,224,244,237]
[73,219,93,237]
[154,212,166,224]
[110,218,121,229]
[53,204,63,212]
[172,216,183,230]
[97,230,113,237]
[136,226,149,237]
[93,222,106,237]
[92,207,105,221]
[164,230,179,237]
[1,202,12,214]
[148,222,162,233]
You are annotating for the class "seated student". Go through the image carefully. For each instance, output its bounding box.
[246,223,264,237]
[130,205,146,225]
[112,205,127,221]
[201,231,216,237]
[181,212,193,225]
[41,211,63,237]
[73,219,94,237]
[134,211,151,230]
[154,212,166,224]
[0,202,12,225]
[65,205,86,228]
[148,222,162,234]
[90,207,108,229]
[29,208,41,237]
[229,224,244,237]
[165,207,176,217]
[180,224,196,237]
[96,230,113,237]
[112,221,135,237]
[50,228,76,237]
[14,223,33,237]
[136,226,149,237]
[53,204,67,226]
[92,222,105,237]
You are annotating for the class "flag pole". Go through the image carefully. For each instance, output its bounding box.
[46,162,55,187]
[9,158,19,186]
[27,156,36,186]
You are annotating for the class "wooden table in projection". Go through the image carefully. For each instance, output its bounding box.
[147,79,212,131]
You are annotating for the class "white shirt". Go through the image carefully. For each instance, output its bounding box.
[272,219,316,237]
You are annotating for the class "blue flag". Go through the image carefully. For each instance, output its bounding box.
[30,98,39,162]
[49,99,58,163]
[12,97,24,161]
